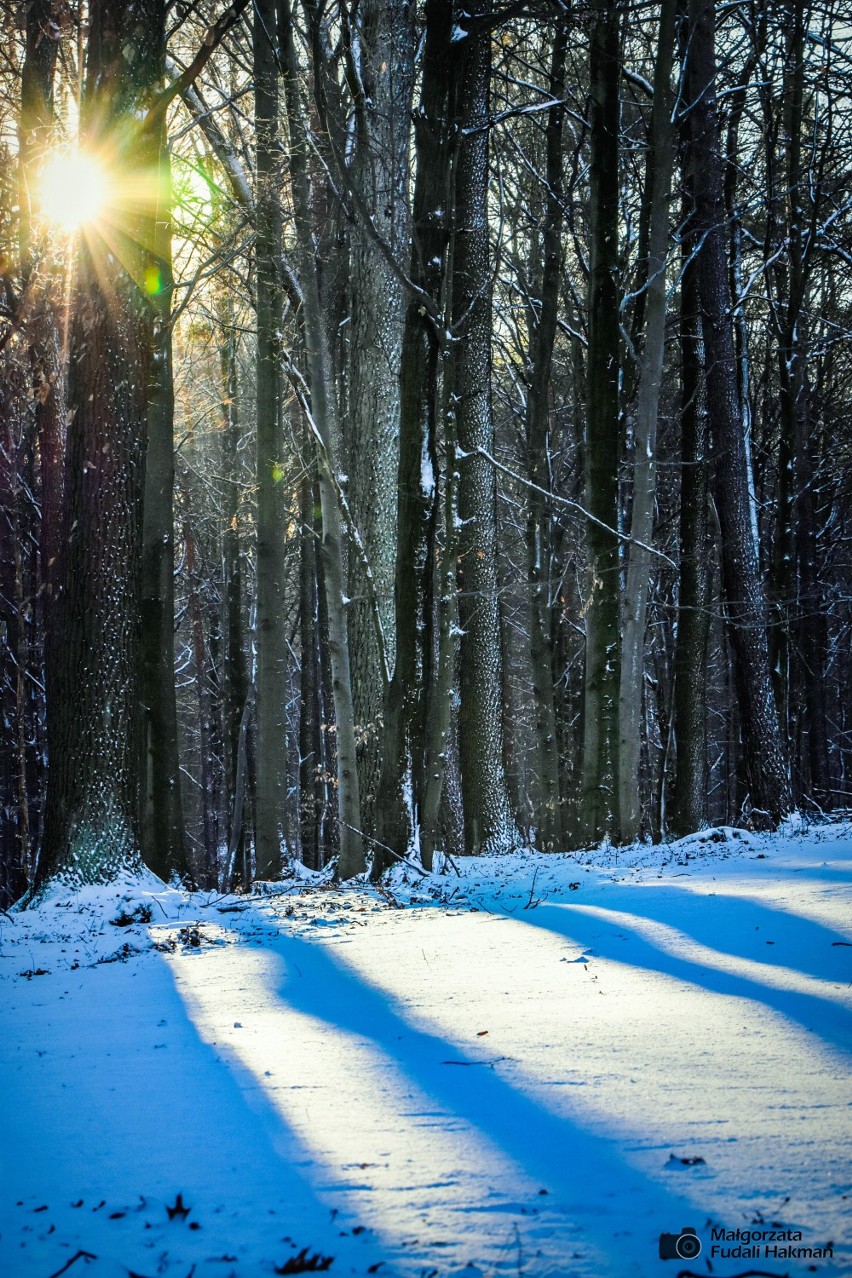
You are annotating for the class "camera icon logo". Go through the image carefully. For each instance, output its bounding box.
[659,1226,702,1261]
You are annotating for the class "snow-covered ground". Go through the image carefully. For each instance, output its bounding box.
[1,821,850,1278]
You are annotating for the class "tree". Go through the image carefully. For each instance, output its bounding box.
[580,0,622,843]
[35,0,170,890]
[452,1,519,856]
[684,0,792,826]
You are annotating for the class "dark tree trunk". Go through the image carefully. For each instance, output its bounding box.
[581,0,621,844]
[253,0,288,877]
[220,317,249,877]
[139,138,187,882]
[685,0,792,826]
[617,0,677,842]
[35,0,167,890]
[345,0,415,839]
[374,0,454,873]
[453,0,518,855]
[669,214,712,836]
[280,0,363,878]
[526,21,567,851]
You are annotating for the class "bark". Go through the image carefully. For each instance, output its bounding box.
[669,217,711,836]
[617,0,677,843]
[184,513,218,886]
[298,462,324,870]
[345,0,415,838]
[581,0,621,844]
[526,21,567,851]
[453,0,519,855]
[374,0,454,873]
[253,0,288,878]
[280,0,363,878]
[35,0,167,890]
[685,0,792,826]
[139,138,187,882]
[220,315,249,876]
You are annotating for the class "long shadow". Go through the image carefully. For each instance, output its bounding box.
[256,921,724,1275]
[0,949,383,1277]
[516,900,852,1056]
[561,882,852,985]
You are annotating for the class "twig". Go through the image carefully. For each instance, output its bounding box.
[475,446,677,567]
[341,824,431,878]
[47,1251,98,1278]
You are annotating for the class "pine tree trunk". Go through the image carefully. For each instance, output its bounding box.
[581,0,621,844]
[374,0,454,873]
[346,0,414,839]
[253,0,288,878]
[280,0,363,878]
[617,0,677,843]
[685,0,792,826]
[36,0,167,890]
[669,214,711,836]
[453,0,519,856]
[139,138,187,882]
[526,22,567,851]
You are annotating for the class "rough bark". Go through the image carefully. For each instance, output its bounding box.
[669,218,711,836]
[617,0,677,843]
[581,0,622,844]
[685,0,792,826]
[35,0,167,891]
[139,138,187,883]
[280,0,363,878]
[526,21,567,851]
[345,0,414,838]
[253,0,288,878]
[453,0,519,856]
[374,0,454,873]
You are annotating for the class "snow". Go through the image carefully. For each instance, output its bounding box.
[1,823,850,1277]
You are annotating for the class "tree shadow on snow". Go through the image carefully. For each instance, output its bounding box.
[517,898,851,1055]
[249,923,715,1275]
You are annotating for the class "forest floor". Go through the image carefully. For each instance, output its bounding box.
[0,821,850,1278]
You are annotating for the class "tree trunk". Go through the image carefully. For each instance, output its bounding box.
[280,0,363,878]
[685,0,792,826]
[617,0,677,843]
[669,208,711,836]
[345,0,414,839]
[453,0,519,856]
[526,21,567,851]
[581,0,621,844]
[253,0,288,878]
[35,0,167,890]
[374,0,454,873]
[139,137,187,882]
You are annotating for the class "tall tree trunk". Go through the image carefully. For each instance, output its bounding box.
[220,314,249,876]
[581,0,621,844]
[453,0,518,856]
[374,0,454,873]
[139,136,187,882]
[253,0,288,877]
[184,513,218,886]
[345,0,414,839]
[280,0,363,878]
[617,0,677,843]
[35,0,167,890]
[526,21,567,851]
[669,209,711,836]
[685,0,792,826]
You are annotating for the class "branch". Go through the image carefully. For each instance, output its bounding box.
[146,0,251,130]
[474,446,677,568]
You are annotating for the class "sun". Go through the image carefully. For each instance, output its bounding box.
[37,151,110,232]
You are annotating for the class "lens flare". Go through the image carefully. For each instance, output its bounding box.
[37,152,110,232]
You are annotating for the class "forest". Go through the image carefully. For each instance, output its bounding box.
[1,0,851,905]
